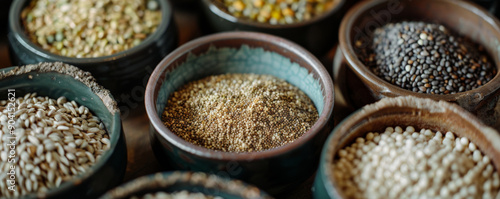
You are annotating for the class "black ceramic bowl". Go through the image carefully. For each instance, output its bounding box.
[99,171,272,199]
[199,0,347,56]
[7,0,178,101]
[0,62,127,199]
[145,31,334,195]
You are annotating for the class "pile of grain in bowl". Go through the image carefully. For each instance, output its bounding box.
[131,191,223,199]
[0,93,110,197]
[162,73,318,152]
[21,0,162,58]
[355,21,497,94]
[219,0,341,24]
[331,126,500,198]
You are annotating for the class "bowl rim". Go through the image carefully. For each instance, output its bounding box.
[8,0,174,64]
[317,96,500,198]
[0,64,123,198]
[145,31,334,161]
[339,0,500,101]
[98,171,273,199]
[201,0,346,29]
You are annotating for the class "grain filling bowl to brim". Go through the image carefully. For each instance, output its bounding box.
[0,62,127,199]
[313,96,500,198]
[199,0,347,56]
[7,0,178,97]
[338,0,500,130]
[145,31,334,195]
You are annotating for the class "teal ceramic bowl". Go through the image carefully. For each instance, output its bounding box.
[0,62,127,199]
[99,171,272,199]
[145,31,334,195]
[313,96,500,198]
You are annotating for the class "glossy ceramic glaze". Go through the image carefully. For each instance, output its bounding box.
[0,63,127,199]
[199,0,347,56]
[313,96,500,198]
[7,0,178,98]
[338,0,500,130]
[145,31,334,195]
[99,171,272,199]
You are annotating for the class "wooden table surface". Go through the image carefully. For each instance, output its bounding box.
[0,5,354,198]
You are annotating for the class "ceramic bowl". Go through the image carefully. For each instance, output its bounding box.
[99,171,272,199]
[7,0,178,99]
[313,96,500,198]
[145,31,334,195]
[0,62,127,199]
[338,0,500,130]
[199,0,348,56]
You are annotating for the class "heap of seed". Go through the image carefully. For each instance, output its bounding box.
[331,126,500,199]
[0,93,110,197]
[220,0,340,24]
[132,191,222,199]
[162,74,318,152]
[21,0,161,58]
[355,21,497,94]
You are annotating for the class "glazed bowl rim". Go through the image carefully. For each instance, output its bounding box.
[145,31,334,161]
[339,0,500,101]
[8,0,174,64]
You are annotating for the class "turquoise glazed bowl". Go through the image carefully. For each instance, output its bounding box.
[199,0,347,56]
[145,31,334,195]
[313,96,500,198]
[99,171,272,199]
[8,0,178,98]
[0,62,127,199]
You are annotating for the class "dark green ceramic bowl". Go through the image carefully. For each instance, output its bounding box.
[99,171,272,199]
[145,31,334,195]
[0,62,127,199]
[8,0,178,98]
[199,0,347,56]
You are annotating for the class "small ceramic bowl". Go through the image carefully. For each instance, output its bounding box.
[145,31,334,195]
[313,96,500,198]
[199,0,348,56]
[0,62,127,198]
[338,0,500,130]
[99,171,272,199]
[7,0,178,98]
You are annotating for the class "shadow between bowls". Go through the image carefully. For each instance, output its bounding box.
[99,171,272,199]
[338,0,500,130]
[199,0,348,57]
[145,31,334,195]
[0,62,127,199]
[7,0,178,99]
[313,96,500,198]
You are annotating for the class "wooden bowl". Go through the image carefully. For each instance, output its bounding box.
[313,96,500,198]
[338,0,500,130]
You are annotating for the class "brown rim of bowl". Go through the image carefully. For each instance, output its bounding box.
[339,0,500,101]
[8,0,173,64]
[202,0,346,29]
[322,96,500,198]
[145,31,334,161]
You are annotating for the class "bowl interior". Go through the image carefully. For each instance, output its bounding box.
[342,0,500,98]
[0,68,121,197]
[155,44,324,117]
[324,97,500,198]
[9,0,172,63]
